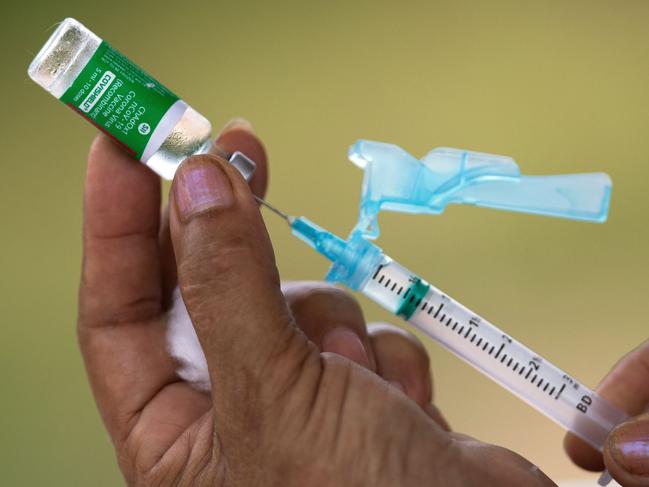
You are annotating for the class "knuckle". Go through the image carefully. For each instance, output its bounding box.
[625,339,649,372]
[287,283,362,318]
[178,236,280,316]
[424,432,459,482]
[180,236,255,287]
[369,322,430,366]
[88,132,114,157]
[449,438,554,486]
[124,420,220,487]
[77,290,161,329]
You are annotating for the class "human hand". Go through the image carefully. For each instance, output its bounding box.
[78,121,556,486]
[565,342,649,486]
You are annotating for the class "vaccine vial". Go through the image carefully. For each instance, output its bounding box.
[28,18,252,180]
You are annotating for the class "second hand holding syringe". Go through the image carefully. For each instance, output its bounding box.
[256,196,627,485]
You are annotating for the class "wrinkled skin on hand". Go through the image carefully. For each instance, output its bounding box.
[77,121,556,486]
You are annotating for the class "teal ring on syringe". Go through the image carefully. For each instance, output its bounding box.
[260,139,624,486]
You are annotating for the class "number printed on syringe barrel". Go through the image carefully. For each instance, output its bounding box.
[362,255,627,450]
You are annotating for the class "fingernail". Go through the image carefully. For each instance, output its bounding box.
[173,161,234,221]
[322,327,370,368]
[389,380,406,394]
[609,419,649,475]
[222,117,255,134]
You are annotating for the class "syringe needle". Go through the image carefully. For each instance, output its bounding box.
[256,199,347,262]
[254,196,295,225]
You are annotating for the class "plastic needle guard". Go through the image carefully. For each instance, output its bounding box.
[349,140,612,239]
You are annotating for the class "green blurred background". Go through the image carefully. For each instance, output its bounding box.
[2,0,648,485]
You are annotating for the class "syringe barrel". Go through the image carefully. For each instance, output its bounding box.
[335,251,628,451]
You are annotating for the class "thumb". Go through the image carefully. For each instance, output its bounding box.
[169,154,317,416]
[604,413,649,487]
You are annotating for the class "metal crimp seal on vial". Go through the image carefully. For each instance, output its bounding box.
[228,151,256,181]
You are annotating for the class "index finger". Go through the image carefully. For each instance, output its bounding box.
[78,134,177,443]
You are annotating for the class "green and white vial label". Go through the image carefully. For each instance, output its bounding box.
[60,41,186,161]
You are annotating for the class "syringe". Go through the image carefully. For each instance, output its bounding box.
[256,197,628,486]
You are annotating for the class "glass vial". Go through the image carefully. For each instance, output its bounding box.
[28,18,215,180]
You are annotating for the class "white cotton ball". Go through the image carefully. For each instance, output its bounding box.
[166,287,211,391]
